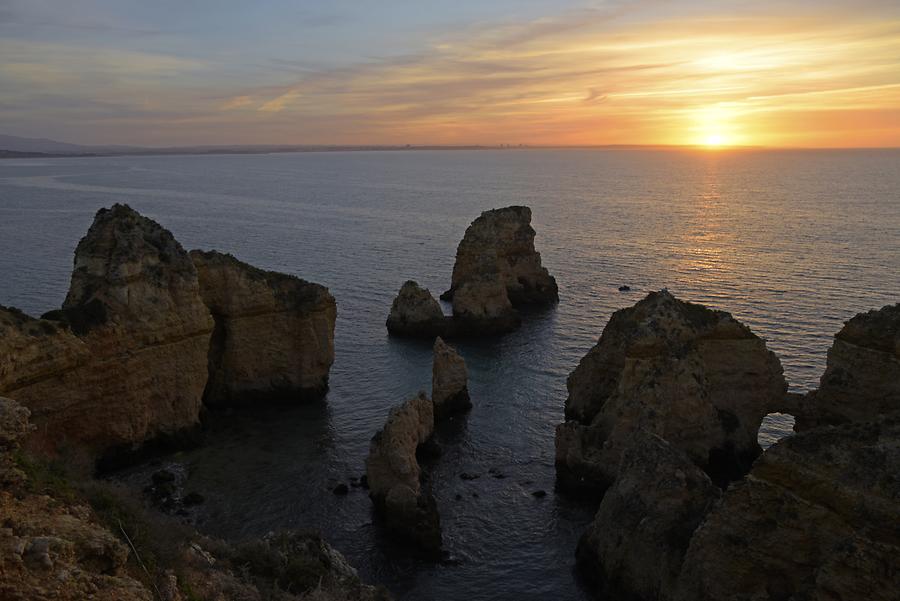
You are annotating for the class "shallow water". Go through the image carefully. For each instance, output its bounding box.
[1,148,899,600]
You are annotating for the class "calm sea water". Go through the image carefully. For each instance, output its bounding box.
[1,149,899,600]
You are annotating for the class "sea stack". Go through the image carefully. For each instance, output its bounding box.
[432,337,471,418]
[0,204,214,459]
[385,280,447,338]
[555,290,786,492]
[442,206,557,334]
[190,250,336,405]
[365,393,441,554]
[791,302,900,430]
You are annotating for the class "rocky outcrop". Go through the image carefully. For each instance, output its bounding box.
[385,281,448,337]
[441,206,556,334]
[793,302,900,430]
[432,337,471,418]
[365,393,441,554]
[190,250,336,405]
[556,291,786,492]
[576,431,721,601]
[672,418,900,601]
[0,204,214,458]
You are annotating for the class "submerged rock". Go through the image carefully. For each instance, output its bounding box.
[792,302,900,430]
[432,337,471,418]
[190,250,336,405]
[385,280,448,337]
[555,290,786,492]
[365,393,441,554]
[672,418,900,601]
[0,204,214,458]
[577,431,720,601]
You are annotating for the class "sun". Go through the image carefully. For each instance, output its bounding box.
[703,133,725,147]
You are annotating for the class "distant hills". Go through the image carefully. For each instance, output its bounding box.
[0,134,141,155]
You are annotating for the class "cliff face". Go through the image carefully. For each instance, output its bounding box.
[794,303,900,430]
[556,291,786,492]
[576,432,720,601]
[0,205,214,457]
[190,250,336,405]
[365,393,441,554]
[672,419,900,601]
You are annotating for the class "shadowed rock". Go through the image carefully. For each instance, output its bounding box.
[576,431,720,601]
[365,393,441,554]
[0,204,214,458]
[386,281,448,338]
[791,302,900,430]
[190,250,336,405]
[555,290,786,493]
[432,337,471,418]
[672,418,900,601]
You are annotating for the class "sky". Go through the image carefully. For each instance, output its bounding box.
[1,0,899,148]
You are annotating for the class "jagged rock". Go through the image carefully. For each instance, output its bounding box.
[576,431,720,601]
[0,204,214,458]
[190,250,336,405]
[555,291,786,492]
[792,302,900,430]
[365,393,441,554]
[672,418,900,601]
[0,397,32,486]
[385,280,447,337]
[441,206,556,334]
[432,337,471,418]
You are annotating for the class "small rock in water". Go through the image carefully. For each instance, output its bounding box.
[532,490,547,498]
[460,472,480,481]
[359,475,369,489]
[182,492,205,506]
[618,285,631,292]
[488,467,506,479]
[454,494,463,501]
[332,483,350,496]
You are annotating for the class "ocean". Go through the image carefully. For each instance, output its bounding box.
[1,148,898,600]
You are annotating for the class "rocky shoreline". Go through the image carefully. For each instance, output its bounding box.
[0,201,897,600]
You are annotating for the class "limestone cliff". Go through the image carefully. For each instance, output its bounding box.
[190,250,336,405]
[555,291,786,492]
[0,204,214,458]
[672,418,900,601]
[365,393,441,554]
[792,302,900,430]
[576,431,720,601]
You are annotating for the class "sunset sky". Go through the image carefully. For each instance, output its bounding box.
[1,0,899,148]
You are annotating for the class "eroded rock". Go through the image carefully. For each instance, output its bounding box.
[576,431,720,601]
[190,250,336,405]
[672,418,900,601]
[0,204,214,458]
[365,393,441,554]
[385,280,447,337]
[555,290,786,492]
[432,337,471,418]
[793,302,900,430]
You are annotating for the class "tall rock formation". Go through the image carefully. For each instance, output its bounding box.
[385,280,447,338]
[0,204,214,458]
[576,431,720,601]
[190,250,336,405]
[555,291,786,492]
[672,418,900,601]
[432,337,471,418]
[442,206,556,333]
[365,393,441,554]
[792,302,900,430]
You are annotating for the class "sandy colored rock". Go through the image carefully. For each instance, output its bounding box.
[0,204,213,459]
[555,291,786,492]
[432,337,471,418]
[385,280,448,337]
[190,250,336,405]
[793,302,900,430]
[365,393,441,553]
[576,431,720,601]
[672,418,900,601]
